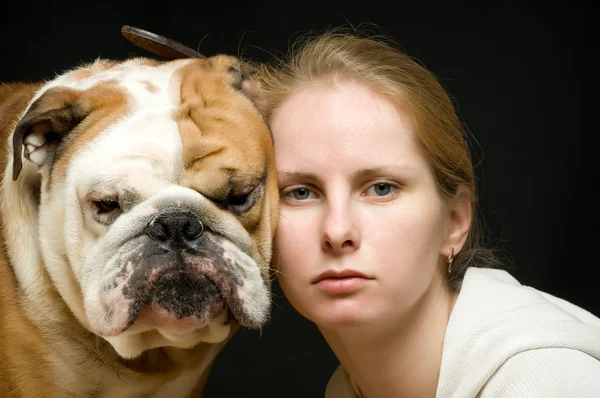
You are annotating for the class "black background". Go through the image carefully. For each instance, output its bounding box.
[1,2,593,396]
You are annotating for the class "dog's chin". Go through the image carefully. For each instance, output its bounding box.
[127,300,228,337]
[102,310,233,359]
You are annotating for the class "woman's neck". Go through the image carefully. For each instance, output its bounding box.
[319,271,458,398]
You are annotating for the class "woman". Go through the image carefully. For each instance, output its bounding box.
[254,30,600,397]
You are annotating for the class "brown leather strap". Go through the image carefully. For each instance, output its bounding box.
[121,25,205,60]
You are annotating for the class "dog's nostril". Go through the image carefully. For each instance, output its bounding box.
[183,218,203,240]
[147,219,169,241]
[147,211,204,243]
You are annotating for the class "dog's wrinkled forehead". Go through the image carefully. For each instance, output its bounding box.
[23,55,271,197]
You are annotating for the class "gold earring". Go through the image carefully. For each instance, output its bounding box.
[447,247,454,274]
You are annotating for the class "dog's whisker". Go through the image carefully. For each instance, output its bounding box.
[195,32,211,55]
[237,30,255,61]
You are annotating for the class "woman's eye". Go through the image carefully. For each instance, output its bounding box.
[366,182,396,197]
[292,188,311,200]
[282,187,316,202]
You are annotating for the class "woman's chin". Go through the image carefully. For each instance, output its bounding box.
[303,300,379,329]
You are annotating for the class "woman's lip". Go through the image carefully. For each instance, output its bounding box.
[314,276,372,294]
[312,269,372,284]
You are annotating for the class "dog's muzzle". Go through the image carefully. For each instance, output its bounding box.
[129,210,220,322]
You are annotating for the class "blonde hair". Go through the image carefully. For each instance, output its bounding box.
[254,28,504,288]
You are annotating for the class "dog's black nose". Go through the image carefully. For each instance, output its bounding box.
[147,211,204,244]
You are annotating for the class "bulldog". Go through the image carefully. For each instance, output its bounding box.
[0,28,277,397]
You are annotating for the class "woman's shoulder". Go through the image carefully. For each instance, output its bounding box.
[436,267,600,397]
[479,347,600,397]
[449,267,600,336]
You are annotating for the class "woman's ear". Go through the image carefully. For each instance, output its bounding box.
[443,185,472,256]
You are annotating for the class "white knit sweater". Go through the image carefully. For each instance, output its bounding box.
[325,268,600,397]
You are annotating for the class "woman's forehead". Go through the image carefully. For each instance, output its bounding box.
[270,81,431,178]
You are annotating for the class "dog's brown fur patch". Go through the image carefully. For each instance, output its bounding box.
[0,82,60,396]
[50,81,130,180]
[175,56,278,265]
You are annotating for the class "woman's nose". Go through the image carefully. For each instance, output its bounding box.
[321,203,360,253]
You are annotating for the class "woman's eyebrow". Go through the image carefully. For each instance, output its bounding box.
[277,166,418,181]
[277,171,319,180]
[352,165,418,179]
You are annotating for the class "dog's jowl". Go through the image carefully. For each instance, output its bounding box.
[0,54,277,397]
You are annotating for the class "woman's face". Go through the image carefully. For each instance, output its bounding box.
[271,80,454,328]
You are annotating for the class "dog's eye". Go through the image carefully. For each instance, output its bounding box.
[207,184,262,215]
[92,199,122,226]
[226,184,262,214]
[228,193,249,207]
[95,199,120,214]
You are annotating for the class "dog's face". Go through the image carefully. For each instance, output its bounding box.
[11,55,277,358]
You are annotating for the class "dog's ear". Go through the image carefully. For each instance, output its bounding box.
[228,61,267,115]
[12,87,89,181]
